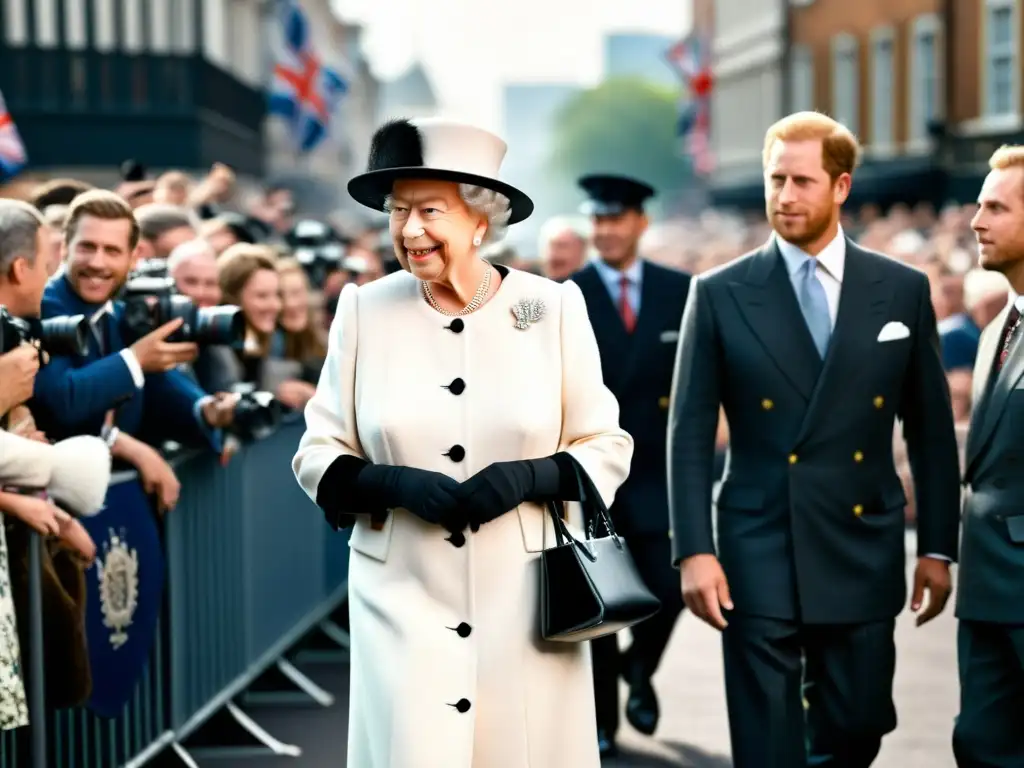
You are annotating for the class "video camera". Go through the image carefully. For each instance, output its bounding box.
[119,262,245,347]
[229,382,282,441]
[0,306,90,358]
[285,220,346,289]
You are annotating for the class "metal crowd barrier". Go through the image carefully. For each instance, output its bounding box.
[0,416,351,766]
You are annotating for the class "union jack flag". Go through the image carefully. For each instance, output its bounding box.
[0,89,27,180]
[666,32,715,175]
[268,0,348,154]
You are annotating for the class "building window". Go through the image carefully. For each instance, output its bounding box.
[870,27,894,149]
[984,0,1019,117]
[831,34,859,133]
[909,14,942,142]
[790,44,814,112]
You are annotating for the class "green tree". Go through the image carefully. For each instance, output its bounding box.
[545,77,693,212]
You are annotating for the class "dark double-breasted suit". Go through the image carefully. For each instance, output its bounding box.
[572,259,690,738]
[953,297,1024,767]
[668,237,961,767]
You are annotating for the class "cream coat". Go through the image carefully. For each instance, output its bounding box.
[293,267,633,768]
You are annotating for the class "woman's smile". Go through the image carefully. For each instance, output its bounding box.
[407,245,441,261]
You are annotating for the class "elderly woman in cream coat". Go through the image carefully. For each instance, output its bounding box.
[292,117,634,767]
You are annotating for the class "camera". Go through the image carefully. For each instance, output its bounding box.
[119,272,245,347]
[0,306,90,358]
[131,258,169,280]
[229,383,282,441]
[285,220,345,289]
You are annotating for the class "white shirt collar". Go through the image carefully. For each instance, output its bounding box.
[776,226,847,282]
[1007,290,1024,313]
[90,300,114,325]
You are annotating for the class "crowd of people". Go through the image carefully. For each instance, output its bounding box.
[0,158,404,754]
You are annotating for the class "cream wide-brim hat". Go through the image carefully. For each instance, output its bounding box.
[347,117,534,225]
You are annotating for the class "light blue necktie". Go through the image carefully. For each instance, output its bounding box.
[798,257,832,358]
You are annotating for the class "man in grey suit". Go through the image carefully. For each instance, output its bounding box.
[953,144,1024,767]
[667,111,961,767]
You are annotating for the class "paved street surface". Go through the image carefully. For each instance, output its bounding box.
[205,533,958,767]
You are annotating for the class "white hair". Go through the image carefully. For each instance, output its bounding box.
[537,216,589,254]
[167,238,217,276]
[383,182,512,245]
[963,267,1009,311]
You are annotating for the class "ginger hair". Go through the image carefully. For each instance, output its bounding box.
[989,144,1024,171]
[763,111,862,180]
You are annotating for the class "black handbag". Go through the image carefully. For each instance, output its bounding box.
[539,461,661,642]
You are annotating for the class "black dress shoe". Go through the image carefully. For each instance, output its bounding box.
[625,676,659,736]
[597,728,616,758]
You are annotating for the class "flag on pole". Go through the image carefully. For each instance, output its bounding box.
[666,20,715,175]
[267,0,348,154]
[0,89,28,181]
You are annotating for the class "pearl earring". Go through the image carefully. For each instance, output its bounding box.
[472,236,482,246]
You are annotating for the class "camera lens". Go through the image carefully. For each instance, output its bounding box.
[194,306,246,347]
[231,391,282,440]
[0,309,31,355]
[38,314,89,357]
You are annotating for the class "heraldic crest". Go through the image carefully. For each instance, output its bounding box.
[96,528,139,649]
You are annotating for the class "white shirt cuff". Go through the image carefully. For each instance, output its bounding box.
[923,553,952,562]
[119,349,145,388]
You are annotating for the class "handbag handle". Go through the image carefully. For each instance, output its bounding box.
[562,454,618,541]
[543,455,622,557]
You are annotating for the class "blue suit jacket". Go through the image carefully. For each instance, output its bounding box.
[32,275,219,449]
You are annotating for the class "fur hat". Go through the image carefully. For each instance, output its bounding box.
[48,436,111,517]
[347,118,533,224]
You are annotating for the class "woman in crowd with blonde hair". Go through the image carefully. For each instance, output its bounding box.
[267,258,326,411]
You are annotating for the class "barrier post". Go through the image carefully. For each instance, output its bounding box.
[26,530,45,768]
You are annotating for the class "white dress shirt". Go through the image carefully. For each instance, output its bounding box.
[91,301,144,388]
[775,227,846,328]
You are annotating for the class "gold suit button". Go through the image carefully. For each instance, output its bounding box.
[853,504,864,516]
[853,450,864,463]
[762,398,774,410]
[658,396,670,409]
[873,396,884,409]
[789,454,798,464]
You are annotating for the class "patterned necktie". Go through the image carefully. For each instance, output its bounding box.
[619,275,636,333]
[996,305,1022,373]
[797,257,832,358]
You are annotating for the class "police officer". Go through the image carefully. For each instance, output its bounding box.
[569,174,690,757]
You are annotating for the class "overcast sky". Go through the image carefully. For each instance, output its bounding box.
[332,0,691,128]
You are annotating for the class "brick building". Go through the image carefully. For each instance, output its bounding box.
[707,0,1024,209]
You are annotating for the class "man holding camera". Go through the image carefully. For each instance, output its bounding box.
[29,190,234,511]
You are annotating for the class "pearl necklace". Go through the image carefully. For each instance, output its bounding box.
[421,263,492,317]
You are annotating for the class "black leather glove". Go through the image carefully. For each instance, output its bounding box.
[355,464,467,533]
[458,455,576,531]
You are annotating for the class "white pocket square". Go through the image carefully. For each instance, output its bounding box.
[876,321,911,342]
[660,330,679,343]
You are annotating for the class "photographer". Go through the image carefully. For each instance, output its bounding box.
[28,191,234,510]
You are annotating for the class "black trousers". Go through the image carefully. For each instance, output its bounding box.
[953,621,1024,766]
[723,614,897,768]
[592,533,684,736]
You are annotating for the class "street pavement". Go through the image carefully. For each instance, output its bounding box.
[205,532,959,767]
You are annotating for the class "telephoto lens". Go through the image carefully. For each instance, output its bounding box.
[37,315,90,357]
[193,306,246,347]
